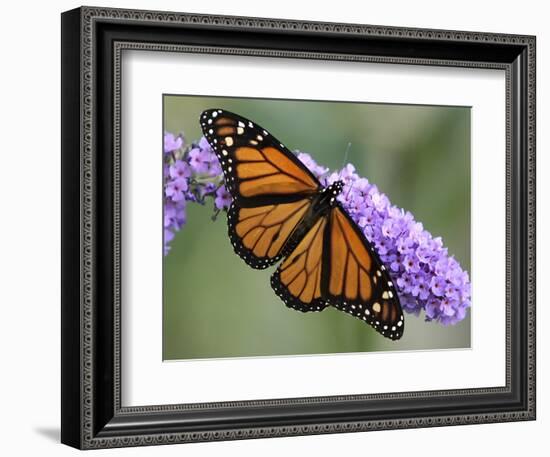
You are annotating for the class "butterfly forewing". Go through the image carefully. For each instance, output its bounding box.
[201,109,321,206]
[323,206,404,340]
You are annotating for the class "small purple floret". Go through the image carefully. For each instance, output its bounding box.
[164,132,183,154]
[214,185,232,210]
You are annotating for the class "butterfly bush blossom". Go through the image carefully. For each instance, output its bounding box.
[163,133,229,255]
[302,154,472,326]
[163,132,471,326]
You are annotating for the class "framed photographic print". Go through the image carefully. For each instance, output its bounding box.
[61,6,536,449]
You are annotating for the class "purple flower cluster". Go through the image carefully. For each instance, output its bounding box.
[163,133,229,255]
[297,153,471,325]
[163,133,470,325]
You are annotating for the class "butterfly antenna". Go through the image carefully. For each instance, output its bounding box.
[341,142,352,168]
[339,142,352,179]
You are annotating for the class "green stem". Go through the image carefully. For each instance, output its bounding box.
[192,174,224,186]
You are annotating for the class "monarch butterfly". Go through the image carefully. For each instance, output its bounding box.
[200,109,404,340]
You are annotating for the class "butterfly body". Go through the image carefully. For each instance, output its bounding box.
[278,180,345,260]
[201,109,404,340]
[313,180,345,212]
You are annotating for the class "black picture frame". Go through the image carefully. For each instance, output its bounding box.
[61,6,536,449]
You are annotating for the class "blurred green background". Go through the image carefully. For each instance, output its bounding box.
[163,95,471,360]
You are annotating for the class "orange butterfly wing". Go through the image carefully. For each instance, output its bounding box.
[227,199,312,269]
[271,216,329,312]
[201,109,321,269]
[201,109,320,205]
[325,206,404,340]
[271,205,403,339]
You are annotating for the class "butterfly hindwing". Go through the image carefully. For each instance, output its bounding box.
[324,205,404,340]
[227,199,313,269]
[201,109,321,206]
[271,216,329,312]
